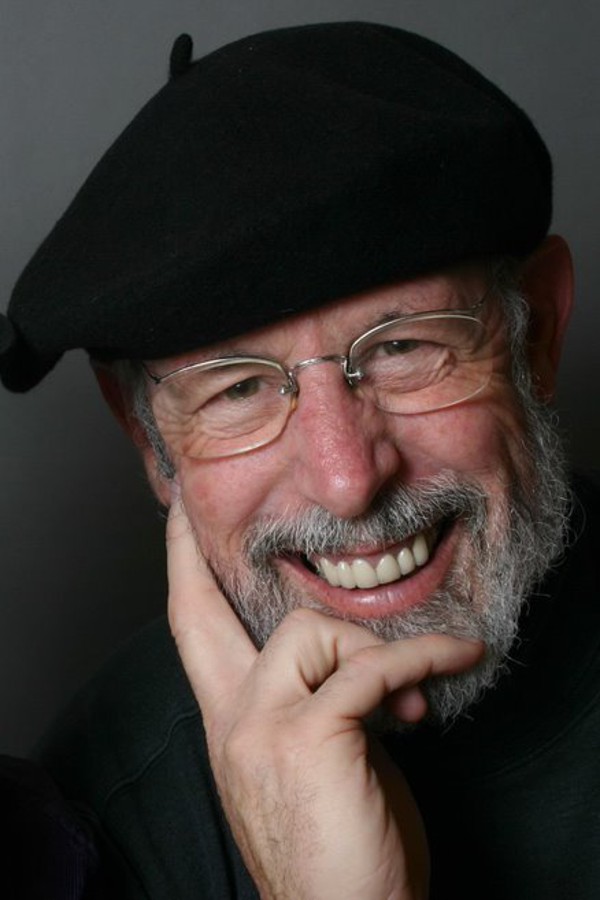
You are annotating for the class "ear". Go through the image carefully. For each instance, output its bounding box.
[519,234,574,400]
[93,364,172,507]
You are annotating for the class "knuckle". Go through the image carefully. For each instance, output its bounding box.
[269,607,325,644]
[345,644,385,674]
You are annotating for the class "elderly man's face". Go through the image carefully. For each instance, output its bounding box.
[156,268,518,592]
[134,239,572,720]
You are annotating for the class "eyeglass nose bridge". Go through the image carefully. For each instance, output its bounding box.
[279,353,364,396]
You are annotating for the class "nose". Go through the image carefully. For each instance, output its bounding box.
[288,363,403,519]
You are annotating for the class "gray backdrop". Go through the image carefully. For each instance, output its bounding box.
[2,0,599,755]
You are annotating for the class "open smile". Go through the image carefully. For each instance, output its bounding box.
[312,526,438,589]
[276,518,459,619]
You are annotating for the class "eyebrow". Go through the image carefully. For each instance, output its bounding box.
[371,306,415,327]
[357,291,474,332]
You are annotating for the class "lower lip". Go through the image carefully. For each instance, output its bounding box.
[277,521,462,619]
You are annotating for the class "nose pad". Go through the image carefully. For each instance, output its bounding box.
[289,369,403,519]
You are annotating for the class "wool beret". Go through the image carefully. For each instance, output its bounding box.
[0,21,552,392]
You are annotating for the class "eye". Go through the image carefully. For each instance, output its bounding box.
[223,376,263,401]
[380,339,423,356]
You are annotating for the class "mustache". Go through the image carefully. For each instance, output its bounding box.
[244,471,488,566]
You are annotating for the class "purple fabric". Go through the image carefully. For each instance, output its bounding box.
[0,755,101,900]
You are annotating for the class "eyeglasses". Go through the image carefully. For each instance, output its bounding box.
[144,287,494,460]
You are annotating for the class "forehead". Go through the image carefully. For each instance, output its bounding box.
[148,263,490,372]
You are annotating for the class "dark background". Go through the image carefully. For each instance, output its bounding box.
[2,0,599,754]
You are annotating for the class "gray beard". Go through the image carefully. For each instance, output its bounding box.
[207,392,571,729]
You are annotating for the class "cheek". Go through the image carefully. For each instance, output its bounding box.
[394,383,529,486]
[174,452,285,555]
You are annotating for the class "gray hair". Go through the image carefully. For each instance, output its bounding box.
[109,358,175,480]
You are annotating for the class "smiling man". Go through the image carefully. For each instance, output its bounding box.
[2,21,599,900]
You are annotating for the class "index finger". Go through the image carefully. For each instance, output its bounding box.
[166,488,257,707]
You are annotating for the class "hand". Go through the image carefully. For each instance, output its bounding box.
[167,494,484,900]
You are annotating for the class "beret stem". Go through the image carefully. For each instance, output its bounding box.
[169,34,193,78]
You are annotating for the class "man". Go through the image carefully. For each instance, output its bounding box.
[1,21,598,900]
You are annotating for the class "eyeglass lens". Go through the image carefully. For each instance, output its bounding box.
[151,312,491,459]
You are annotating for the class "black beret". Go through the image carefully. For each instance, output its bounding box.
[1,21,552,392]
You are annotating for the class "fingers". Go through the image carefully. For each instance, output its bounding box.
[385,685,429,723]
[166,489,256,707]
[246,607,483,722]
[239,608,384,712]
[314,632,484,722]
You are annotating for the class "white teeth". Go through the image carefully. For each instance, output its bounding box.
[316,529,433,590]
[412,533,429,566]
[376,555,401,584]
[319,557,340,586]
[338,561,356,589]
[397,547,416,575]
[351,559,379,589]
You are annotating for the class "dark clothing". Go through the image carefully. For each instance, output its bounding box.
[36,475,600,898]
[0,755,100,900]
[387,473,600,898]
